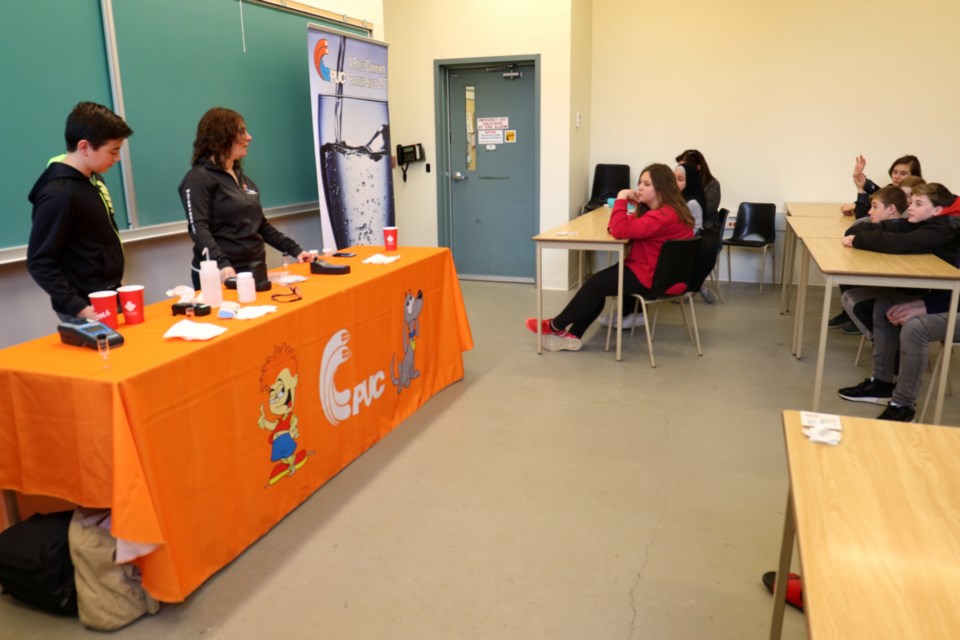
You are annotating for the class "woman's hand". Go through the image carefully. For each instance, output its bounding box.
[219,266,237,282]
[841,235,855,247]
[616,188,637,202]
[296,250,313,263]
[840,203,855,215]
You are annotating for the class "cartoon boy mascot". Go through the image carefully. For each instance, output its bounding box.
[259,343,308,485]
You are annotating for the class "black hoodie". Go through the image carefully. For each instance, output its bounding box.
[27,162,124,316]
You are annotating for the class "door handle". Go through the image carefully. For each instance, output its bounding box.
[452,171,468,182]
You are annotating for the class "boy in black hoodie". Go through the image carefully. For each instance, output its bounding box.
[27,102,133,320]
[837,183,960,418]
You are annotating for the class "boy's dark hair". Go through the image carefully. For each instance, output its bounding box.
[870,185,908,213]
[64,102,133,151]
[911,182,954,209]
[888,155,922,178]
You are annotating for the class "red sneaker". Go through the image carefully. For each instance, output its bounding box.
[762,571,804,612]
[525,317,559,334]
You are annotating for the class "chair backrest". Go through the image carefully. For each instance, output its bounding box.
[730,203,776,243]
[651,237,703,297]
[589,164,631,202]
[716,208,731,251]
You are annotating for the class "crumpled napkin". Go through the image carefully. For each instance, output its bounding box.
[362,253,401,265]
[234,305,278,320]
[163,320,228,341]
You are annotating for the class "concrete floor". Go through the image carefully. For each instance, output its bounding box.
[3,279,956,639]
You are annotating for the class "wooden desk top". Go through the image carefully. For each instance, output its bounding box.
[785,202,848,218]
[533,206,628,245]
[787,216,853,239]
[783,410,960,638]
[803,237,960,280]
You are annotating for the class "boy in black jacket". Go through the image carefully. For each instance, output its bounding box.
[27,102,133,320]
[838,183,960,414]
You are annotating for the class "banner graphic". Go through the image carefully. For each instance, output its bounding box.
[308,27,394,250]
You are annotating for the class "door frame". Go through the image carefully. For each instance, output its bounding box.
[433,55,541,251]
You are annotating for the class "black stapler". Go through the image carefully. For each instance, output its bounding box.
[310,259,350,275]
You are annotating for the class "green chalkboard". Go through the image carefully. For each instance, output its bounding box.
[0,1,128,249]
[0,0,369,249]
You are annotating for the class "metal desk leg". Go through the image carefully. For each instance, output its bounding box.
[780,225,796,314]
[536,243,543,355]
[2,490,21,525]
[793,243,810,358]
[768,490,796,640]
[616,248,624,362]
[933,283,960,423]
[812,277,833,410]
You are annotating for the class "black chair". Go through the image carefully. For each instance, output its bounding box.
[581,164,630,214]
[604,237,704,367]
[722,203,777,293]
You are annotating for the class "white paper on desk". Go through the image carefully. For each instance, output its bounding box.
[800,411,842,431]
[277,274,308,284]
[808,430,842,446]
[362,253,401,265]
[162,319,228,341]
[234,305,278,320]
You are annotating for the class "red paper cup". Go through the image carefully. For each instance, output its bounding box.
[383,226,398,251]
[89,290,119,329]
[117,285,146,324]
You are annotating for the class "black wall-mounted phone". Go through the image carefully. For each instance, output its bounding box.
[396,143,424,165]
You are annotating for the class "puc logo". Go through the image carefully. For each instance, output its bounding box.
[319,329,385,425]
[313,38,345,84]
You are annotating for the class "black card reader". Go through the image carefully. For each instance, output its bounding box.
[57,319,124,349]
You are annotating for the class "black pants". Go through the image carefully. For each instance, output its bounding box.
[552,264,652,338]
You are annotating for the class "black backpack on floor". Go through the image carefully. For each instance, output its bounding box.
[0,510,78,616]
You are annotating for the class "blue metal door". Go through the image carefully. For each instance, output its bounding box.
[447,64,537,281]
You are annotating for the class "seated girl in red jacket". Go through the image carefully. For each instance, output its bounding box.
[525,163,696,351]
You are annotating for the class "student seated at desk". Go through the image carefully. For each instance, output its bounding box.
[675,162,720,304]
[675,148,721,228]
[841,288,960,423]
[838,183,960,418]
[836,186,909,337]
[525,163,695,351]
[839,154,922,218]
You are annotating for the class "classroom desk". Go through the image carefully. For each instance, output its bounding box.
[785,202,847,218]
[769,410,960,639]
[533,206,629,360]
[795,238,960,423]
[781,216,854,318]
[0,247,473,602]
[780,203,850,314]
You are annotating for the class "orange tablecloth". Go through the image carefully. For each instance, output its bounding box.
[0,247,473,601]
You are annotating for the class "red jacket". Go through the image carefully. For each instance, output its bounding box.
[608,200,695,288]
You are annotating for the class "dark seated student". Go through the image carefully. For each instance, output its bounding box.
[524,163,695,352]
[841,182,960,262]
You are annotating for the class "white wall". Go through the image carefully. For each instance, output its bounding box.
[591,0,960,201]
[382,0,579,288]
